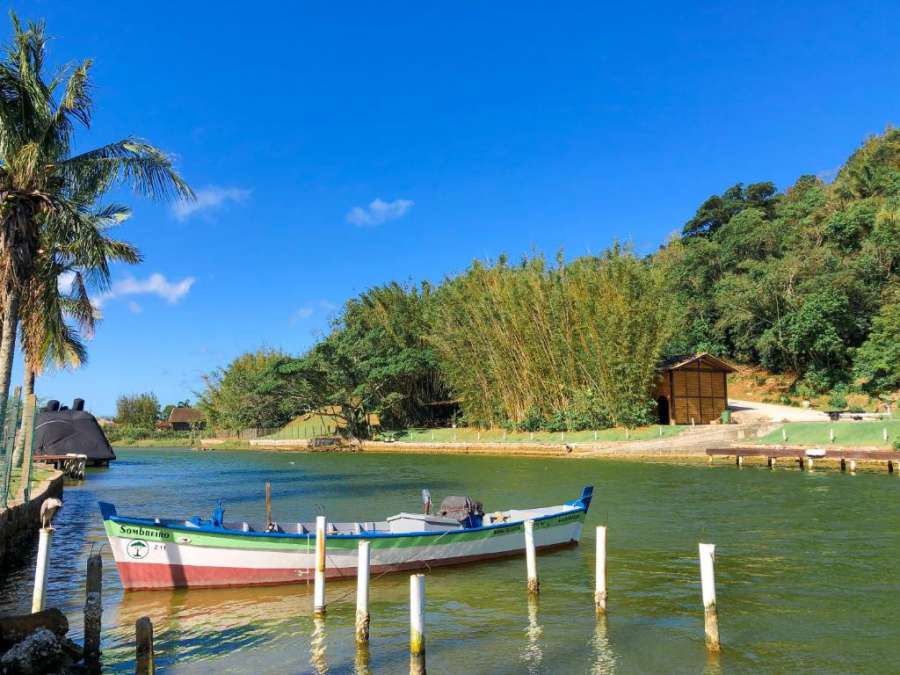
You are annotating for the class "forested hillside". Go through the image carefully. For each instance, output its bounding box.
[200,130,900,434]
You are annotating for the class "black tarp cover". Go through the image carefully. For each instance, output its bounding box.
[33,409,116,462]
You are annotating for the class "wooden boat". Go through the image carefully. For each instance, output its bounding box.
[99,486,593,590]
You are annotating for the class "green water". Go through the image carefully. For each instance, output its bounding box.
[3,448,899,673]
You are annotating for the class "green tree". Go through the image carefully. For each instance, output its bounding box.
[198,349,291,432]
[0,15,191,424]
[116,393,160,428]
[853,300,900,394]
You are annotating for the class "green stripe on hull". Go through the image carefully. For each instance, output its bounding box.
[105,510,585,552]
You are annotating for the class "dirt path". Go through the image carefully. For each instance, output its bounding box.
[728,399,829,423]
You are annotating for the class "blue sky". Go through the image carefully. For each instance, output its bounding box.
[6,2,900,415]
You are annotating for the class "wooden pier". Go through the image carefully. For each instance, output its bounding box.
[34,455,88,479]
[707,447,898,472]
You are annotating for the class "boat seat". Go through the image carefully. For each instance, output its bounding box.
[329,523,338,534]
[296,523,307,534]
[242,522,252,532]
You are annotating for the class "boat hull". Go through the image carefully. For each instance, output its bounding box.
[103,509,586,590]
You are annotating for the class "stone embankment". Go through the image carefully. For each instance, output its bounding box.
[0,471,64,569]
[210,422,780,458]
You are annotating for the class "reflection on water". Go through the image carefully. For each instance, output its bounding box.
[354,641,371,675]
[521,596,542,673]
[310,615,328,674]
[3,448,900,673]
[591,614,617,674]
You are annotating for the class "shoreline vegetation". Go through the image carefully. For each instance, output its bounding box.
[110,418,898,458]
[192,129,900,447]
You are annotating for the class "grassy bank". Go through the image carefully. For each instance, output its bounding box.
[752,420,899,448]
[5,465,54,500]
[379,425,687,444]
[113,437,200,448]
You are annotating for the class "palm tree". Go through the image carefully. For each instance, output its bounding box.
[10,207,139,466]
[0,14,192,422]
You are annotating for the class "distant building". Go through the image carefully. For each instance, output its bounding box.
[167,406,206,431]
[652,353,736,425]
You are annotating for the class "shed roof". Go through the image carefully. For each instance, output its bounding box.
[168,406,204,424]
[656,352,737,373]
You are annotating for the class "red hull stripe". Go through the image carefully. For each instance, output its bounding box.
[118,540,577,590]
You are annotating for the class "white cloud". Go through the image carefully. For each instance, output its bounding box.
[346,197,414,227]
[127,301,143,314]
[172,186,251,221]
[93,273,195,308]
[57,270,76,294]
[290,306,315,324]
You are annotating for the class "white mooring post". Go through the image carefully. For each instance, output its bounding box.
[698,543,720,653]
[850,459,857,473]
[356,540,370,644]
[595,526,607,615]
[829,428,835,443]
[31,527,53,613]
[410,574,426,672]
[884,427,888,442]
[782,428,787,442]
[314,515,326,616]
[524,519,539,594]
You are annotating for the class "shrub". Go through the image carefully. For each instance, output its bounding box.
[828,387,848,411]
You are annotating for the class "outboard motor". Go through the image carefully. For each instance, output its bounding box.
[46,400,60,412]
[438,496,484,529]
[73,398,85,411]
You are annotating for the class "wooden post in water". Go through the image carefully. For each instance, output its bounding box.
[31,527,53,613]
[850,459,856,473]
[135,616,154,675]
[735,455,742,467]
[409,574,426,673]
[807,457,814,470]
[782,428,787,442]
[840,458,846,472]
[524,519,539,595]
[356,540,370,644]
[265,481,272,527]
[595,526,607,615]
[84,554,102,671]
[829,428,835,444]
[698,543,720,653]
[314,515,326,616]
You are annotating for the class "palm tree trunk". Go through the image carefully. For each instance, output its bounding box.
[11,362,34,467]
[0,288,21,432]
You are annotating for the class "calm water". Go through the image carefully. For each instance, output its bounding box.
[2,449,899,673]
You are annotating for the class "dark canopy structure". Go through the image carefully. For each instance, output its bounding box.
[33,399,116,465]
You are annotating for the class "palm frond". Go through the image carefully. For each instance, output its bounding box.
[59,138,194,201]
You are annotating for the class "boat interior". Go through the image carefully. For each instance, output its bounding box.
[173,502,580,536]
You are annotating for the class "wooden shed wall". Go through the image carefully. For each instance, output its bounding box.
[653,358,729,424]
